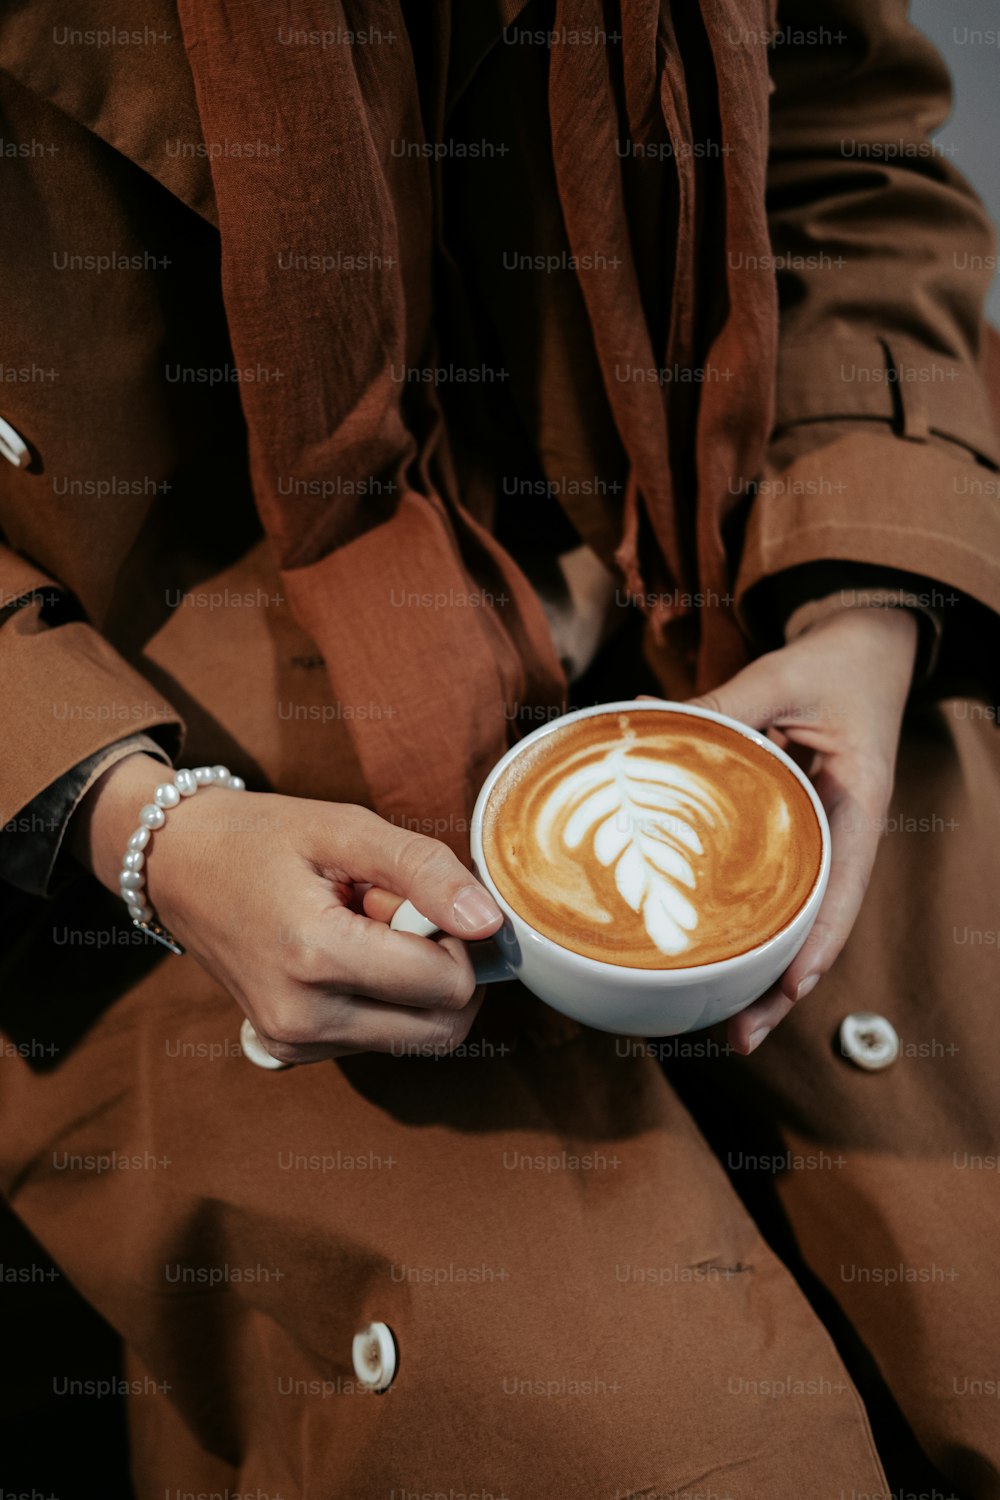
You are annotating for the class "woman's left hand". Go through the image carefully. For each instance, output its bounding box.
[680,605,919,1054]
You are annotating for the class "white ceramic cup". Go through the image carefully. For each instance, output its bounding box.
[391,699,831,1038]
[241,698,831,1066]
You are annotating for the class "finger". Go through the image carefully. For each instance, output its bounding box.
[286,903,480,1011]
[316,807,503,939]
[727,980,792,1056]
[643,687,796,742]
[686,652,791,731]
[733,762,885,1053]
[644,690,799,754]
[253,987,485,1063]
[362,886,405,924]
[777,766,881,1001]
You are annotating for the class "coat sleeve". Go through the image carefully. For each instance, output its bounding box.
[0,733,171,897]
[0,59,197,835]
[735,0,1000,699]
[0,545,183,829]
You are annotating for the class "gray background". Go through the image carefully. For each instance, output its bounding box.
[911,0,1000,323]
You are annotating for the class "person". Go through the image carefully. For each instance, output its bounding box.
[1,1,999,1495]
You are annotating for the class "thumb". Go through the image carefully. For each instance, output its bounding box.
[336,807,503,940]
[684,651,789,731]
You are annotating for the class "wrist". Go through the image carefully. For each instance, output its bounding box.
[784,588,932,682]
[790,598,919,697]
[69,754,249,946]
[68,753,173,893]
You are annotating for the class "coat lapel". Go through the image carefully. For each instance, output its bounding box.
[0,0,216,224]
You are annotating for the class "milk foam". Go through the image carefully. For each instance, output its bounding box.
[536,747,726,956]
[482,710,823,969]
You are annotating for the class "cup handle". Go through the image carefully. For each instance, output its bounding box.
[390,899,514,985]
[241,897,513,1070]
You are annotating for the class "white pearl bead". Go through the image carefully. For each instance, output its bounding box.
[155,782,181,809]
[122,850,145,872]
[227,775,245,791]
[127,827,150,852]
[139,803,166,829]
[212,764,230,782]
[194,767,214,785]
[128,903,153,922]
[120,870,143,891]
[174,769,198,797]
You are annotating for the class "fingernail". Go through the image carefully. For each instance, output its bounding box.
[795,974,820,1003]
[747,1025,771,1054]
[452,884,501,933]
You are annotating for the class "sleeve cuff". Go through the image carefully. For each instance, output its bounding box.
[735,427,1000,705]
[772,335,1000,468]
[0,603,183,826]
[0,734,171,898]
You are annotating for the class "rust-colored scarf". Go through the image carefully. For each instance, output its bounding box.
[176,0,776,848]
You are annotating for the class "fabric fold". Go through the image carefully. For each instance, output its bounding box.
[176,0,567,850]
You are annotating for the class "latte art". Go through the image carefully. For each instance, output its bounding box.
[541,749,727,957]
[482,709,823,969]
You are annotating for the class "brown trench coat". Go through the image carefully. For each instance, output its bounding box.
[1,0,1000,1495]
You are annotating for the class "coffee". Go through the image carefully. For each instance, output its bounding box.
[481,708,823,969]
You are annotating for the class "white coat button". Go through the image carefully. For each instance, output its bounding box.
[839,1012,899,1071]
[352,1322,397,1393]
[0,415,30,468]
[239,1017,291,1071]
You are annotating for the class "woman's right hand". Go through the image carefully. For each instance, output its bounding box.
[69,754,503,1063]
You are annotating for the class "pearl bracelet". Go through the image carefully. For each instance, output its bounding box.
[119,764,245,954]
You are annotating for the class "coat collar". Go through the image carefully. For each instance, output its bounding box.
[0,0,216,224]
[0,0,538,219]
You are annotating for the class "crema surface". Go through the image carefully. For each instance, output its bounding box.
[482,709,823,969]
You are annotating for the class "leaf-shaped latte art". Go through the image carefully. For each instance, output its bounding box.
[535,750,725,955]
